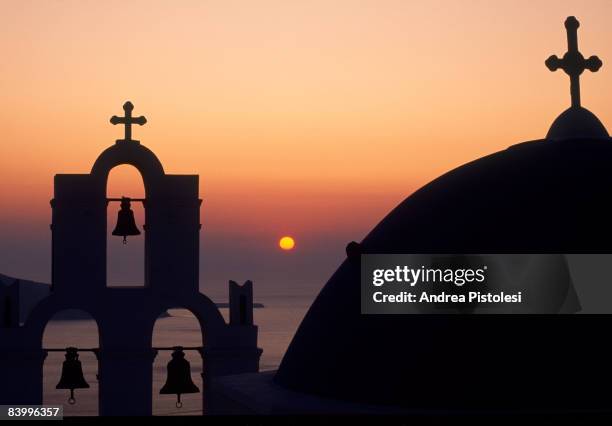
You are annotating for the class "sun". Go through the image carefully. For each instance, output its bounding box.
[279,236,296,251]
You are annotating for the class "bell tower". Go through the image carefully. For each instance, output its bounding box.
[0,102,261,414]
[51,101,201,296]
[0,101,264,415]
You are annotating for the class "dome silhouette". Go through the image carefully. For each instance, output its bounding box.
[274,136,612,410]
[547,106,609,140]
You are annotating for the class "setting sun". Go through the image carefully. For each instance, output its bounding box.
[279,236,296,251]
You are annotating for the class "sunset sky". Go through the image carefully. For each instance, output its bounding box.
[1,0,612,297]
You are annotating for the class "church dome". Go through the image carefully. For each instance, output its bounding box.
[274,137,612,410]
[275,16,612,411]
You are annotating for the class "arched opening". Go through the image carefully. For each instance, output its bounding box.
[42,309,100,416]
[152,309,204,415]
[106,165,146,287]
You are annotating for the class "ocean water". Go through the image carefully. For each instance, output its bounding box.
[41,292,315,416]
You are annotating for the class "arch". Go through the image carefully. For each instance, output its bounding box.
[25,296,103,345]
[147,294,228,414]
[90,142,165,198]
[150,293,228,414]
[106,164,146,287]
[42,308,100,416]
[106,164,146,199]
[151,308,203,415]
[149,293,227,347]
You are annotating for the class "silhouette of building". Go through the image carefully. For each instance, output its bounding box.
[0,102,262,415]
[211,16,612,414]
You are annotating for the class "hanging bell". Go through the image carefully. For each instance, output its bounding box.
[160,347,200,408]
[112,197,141,244]
[56,347,90,405]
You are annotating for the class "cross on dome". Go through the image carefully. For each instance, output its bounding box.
[545,16,602,108]
[544,17,609,141]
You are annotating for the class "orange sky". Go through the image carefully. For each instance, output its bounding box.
[1,1,612,292]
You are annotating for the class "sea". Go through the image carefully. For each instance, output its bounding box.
[42,290,317,416]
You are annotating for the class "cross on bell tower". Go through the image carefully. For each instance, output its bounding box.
[110,101,147,143]
[545,16,602,108]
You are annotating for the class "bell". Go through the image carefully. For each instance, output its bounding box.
[56,347,90,405]
[160,347,200,408]
[112,197,141,244]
